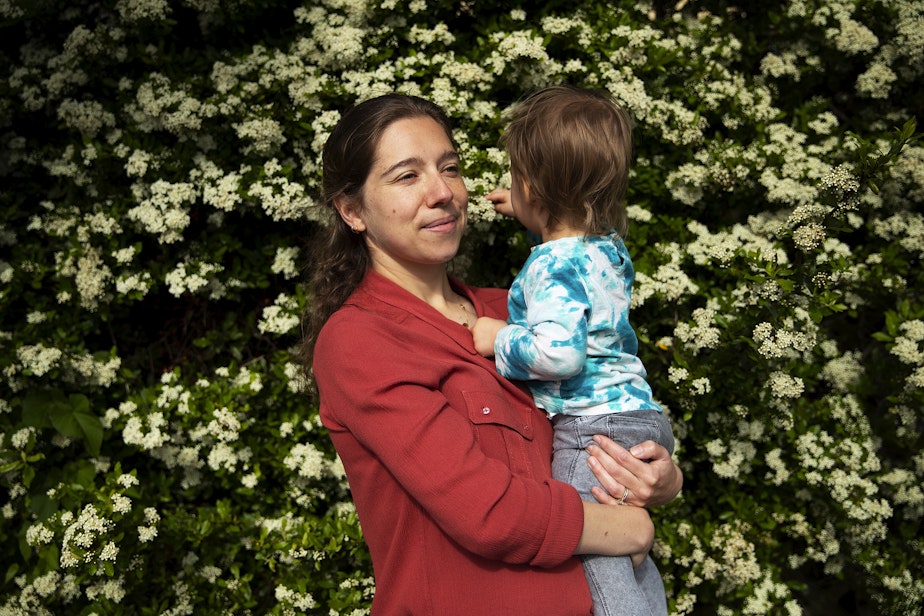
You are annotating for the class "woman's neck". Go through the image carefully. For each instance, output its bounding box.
[372,260,455,306]
[370,260,472,327]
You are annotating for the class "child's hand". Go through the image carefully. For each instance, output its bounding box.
[486,188,514,217]
[471,316,507,357]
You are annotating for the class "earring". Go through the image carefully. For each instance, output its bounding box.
[350,224,360,234]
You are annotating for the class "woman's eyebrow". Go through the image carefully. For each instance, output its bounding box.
[379,150,459,178]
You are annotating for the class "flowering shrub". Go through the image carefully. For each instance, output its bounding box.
[1,0,921,614]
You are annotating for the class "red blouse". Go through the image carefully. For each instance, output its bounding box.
[314,270,592,615]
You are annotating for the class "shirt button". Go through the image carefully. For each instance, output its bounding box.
[482,407,491,414]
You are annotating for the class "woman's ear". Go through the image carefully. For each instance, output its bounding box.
[333,194,365,233]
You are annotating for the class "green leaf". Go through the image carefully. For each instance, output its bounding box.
[30,493,58,521]
[73,411,103,457]
[49,406,83,439]
[4,564,19,585]
[0,460,22,473]
[22,464,35,488]
[21,389,68,428]
[73,460,97,489]
[884,311,901,336]
[69,393,90,414]
[33,392,103,456]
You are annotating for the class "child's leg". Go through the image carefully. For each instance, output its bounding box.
[635,556,669,615]
[551,412,672,616]
[579,552,654,616]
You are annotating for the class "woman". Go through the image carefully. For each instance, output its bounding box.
[301,94,682,615]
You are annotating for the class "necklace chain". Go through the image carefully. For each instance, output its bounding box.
[458,303,470,328]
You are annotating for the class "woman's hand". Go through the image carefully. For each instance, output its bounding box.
[586,436,682,508]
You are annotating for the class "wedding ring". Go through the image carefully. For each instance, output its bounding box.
[619,488,629,505]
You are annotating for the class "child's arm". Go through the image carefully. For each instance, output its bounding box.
[472,316,508,357]
[495,257,590,382]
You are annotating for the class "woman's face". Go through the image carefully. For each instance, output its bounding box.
[338,116,468,279]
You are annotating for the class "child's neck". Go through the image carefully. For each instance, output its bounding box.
[543,223,592,242]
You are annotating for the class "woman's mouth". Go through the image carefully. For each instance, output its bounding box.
[423,215,459,232]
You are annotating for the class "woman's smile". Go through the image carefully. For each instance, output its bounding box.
[422,214,461,232]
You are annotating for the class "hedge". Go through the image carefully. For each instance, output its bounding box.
[1,1,921,614]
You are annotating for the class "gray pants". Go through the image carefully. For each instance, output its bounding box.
[551,410,675,616]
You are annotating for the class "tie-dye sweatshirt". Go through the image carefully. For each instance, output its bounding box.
[494,234,662,417]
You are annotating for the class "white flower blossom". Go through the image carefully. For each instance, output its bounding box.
[766,371,804,399]
[16,344,63,376]
[59,504,114,568]
[856,62,896,99]
[831,18,879,55]
[116,0,170,22]
[127,180,197,243]
[164,260,223,297]
[74,245,113,310]
[792,222,827,251]
[26,522,55,546]
[821,351,864,392]
[202,170,243,212]
[284,362,309,394]
[674,308,722,354]
[111,493,132,514]
[752,321,816,360]
[248,174,315,221]
[122,412,170,450]
[258,293,301,335]
[117,473,139,488]
[125,149,154,177]
[271,246,301,279]
[208,407,242,442]
[284,442,327,480]
[234,117,286,155]
[275,584,318,610]
[57,99,116,137]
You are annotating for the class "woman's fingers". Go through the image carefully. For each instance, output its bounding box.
[586,441,634,505]
[586,435,684,507]
[589,484,620,506]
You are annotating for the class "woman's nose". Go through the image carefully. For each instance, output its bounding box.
[426,173,455,205]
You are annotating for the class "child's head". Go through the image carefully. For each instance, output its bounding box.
[502,85,633,237]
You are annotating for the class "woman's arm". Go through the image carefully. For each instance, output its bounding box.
[586,435,683,508]
[576,500,654,568]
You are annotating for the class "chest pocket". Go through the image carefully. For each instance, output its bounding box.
[462,390,535,477]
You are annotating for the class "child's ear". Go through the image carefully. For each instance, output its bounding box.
[511,170,529,201]
[334,194,365,233]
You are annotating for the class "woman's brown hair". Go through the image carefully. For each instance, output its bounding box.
[298,94,456,385]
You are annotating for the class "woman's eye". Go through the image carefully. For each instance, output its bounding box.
[397,172,417,182]
[443,164,460,176]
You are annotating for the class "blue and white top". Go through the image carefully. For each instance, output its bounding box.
[494,234,662,417]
